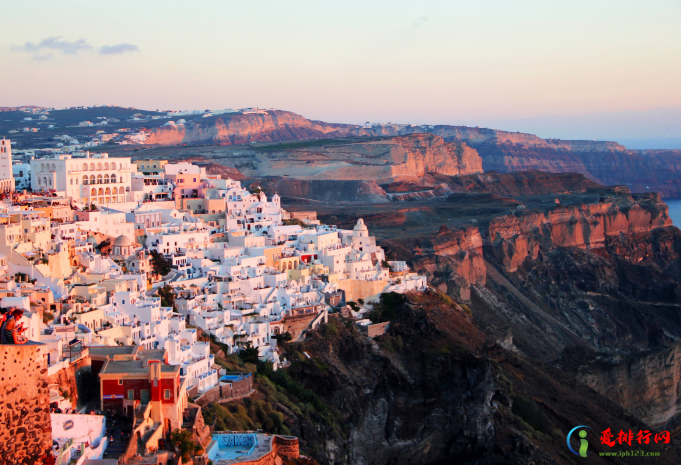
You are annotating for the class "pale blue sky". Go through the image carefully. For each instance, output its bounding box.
[2,0,681,138]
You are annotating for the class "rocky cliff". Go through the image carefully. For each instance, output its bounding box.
[245,293,681,464]
[160,133,482,183]
[486,192,672,272]
[145,110,355,145]
[340,122,681,197]
[424,127,681,198]
[560,345,681,429]
[361,189,681,439]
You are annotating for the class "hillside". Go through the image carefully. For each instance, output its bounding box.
[145,110,356,145]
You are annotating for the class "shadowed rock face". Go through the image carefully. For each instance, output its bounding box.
[561,345,681,429]
[374,188,681,431]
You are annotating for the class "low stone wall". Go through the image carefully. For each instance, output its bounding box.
[336,278,388,302]
[194,374,253,407]
[46,355,92,408]
[0,343,52,464]
[281,314,318,340]
[273,435,300,459]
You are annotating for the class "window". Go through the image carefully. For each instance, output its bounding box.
[164,389,171,399]
[128,389,134,400]
[118,379,123,386]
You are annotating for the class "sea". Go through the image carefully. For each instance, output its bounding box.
[666,199,681,226]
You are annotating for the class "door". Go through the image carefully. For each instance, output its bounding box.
[141,389,150,404]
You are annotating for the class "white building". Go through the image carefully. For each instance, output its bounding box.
[12,163,31,190]
[30,152,133,205]
[0,138,15,192]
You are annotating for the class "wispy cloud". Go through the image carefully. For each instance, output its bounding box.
[12,36,93,54]
[99,43,140,55]
[408,16,429,32]
[32,53,54,62]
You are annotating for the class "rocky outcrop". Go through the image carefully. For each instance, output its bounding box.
[447,170,604,197]
[383,226,486,301]
[346,124,681,197]
[283,296,499,464]
[146,110,354,145]
[486,193,672,272]
[267,293,681,464]
[562,345,681,429]
[161,133,482,183]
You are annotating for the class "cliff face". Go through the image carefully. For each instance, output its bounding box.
[268,294,681,464]
[145,110,354,145]
[561,345,681,429]
[182,133,482,183]
[487,193,672,272]
[348,124,681,197]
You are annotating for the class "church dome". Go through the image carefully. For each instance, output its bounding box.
[353,218,368,232]
[113,235,134,247]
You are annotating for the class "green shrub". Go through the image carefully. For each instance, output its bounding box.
[512,395,551,433]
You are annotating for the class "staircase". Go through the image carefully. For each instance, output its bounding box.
[101,421,130,460]
[137,421,162,456]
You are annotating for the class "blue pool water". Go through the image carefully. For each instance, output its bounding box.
[220,373,250,383]
[208,433,257,462]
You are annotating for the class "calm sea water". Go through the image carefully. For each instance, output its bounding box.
[666,199,681,227]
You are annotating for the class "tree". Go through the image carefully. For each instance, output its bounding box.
[240,343,260,365]
[157,284,176,309]
[273,332,292,343]
[170,429,201,461]
[150,250,172,276]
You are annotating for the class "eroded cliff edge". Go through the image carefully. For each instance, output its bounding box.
[373,188,681,435]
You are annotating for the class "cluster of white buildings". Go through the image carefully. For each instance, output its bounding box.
[0,137,426,398]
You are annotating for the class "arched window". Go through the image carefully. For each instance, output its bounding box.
[90,163,95,171]
[111,174,116,183]
[288,262,292,270]
[51,164,56,171]
[105,187,111,195]
[97,163,102,170]
[97,174,102,184]
[104,174,109,183]
[41,163,45,171]
[90,175,95,184]
[111,162,116,170]
[120,175,125,183]
[83,163,88,171]
[91,188,96,196]
[98,188,104,196]
[104,162,109,170]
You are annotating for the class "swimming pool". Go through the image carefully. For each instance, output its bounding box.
[220,373,251,383]
[207,433,258,462]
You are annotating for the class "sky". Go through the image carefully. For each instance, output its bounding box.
[2,0,681,143]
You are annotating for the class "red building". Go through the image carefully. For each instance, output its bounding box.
[96,347,187,432]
